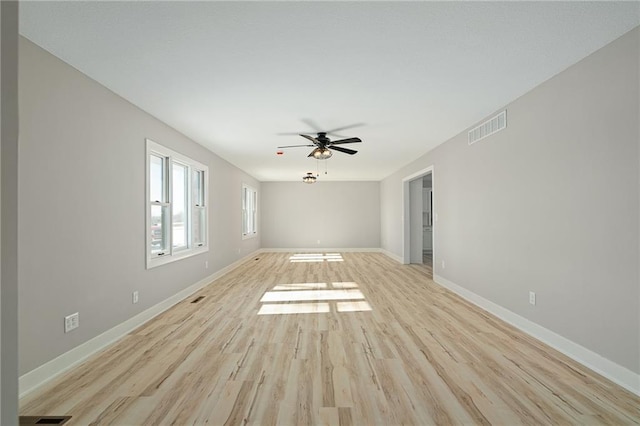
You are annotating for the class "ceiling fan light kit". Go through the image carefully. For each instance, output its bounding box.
[302,172,317,184]
[312,147,332,159]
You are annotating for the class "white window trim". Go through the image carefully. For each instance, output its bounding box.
[242,183,258,240]
[146,139,209,269]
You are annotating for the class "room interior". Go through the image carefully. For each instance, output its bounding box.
[1,1,639,424]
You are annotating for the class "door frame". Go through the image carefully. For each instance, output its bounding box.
[402,166,434,265]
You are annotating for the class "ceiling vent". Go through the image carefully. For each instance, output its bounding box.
[468,110,506,145]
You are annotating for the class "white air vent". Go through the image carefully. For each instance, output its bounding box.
[468,110,507,145]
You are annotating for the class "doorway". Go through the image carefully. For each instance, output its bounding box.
[421,174,433,275]
[402,167,434,277]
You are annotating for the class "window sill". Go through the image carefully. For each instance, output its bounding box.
[146,245,208,269]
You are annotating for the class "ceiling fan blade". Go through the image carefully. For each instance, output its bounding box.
[301,118,324,132]
[277,144,315,148]
[330,137,362,145]
[328,145,358,155]
[280,122,365,137]
[300,134,319,144]
[325,123,365,134]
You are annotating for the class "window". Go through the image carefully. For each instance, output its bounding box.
[242,184,257,238]
[147,139,208,268]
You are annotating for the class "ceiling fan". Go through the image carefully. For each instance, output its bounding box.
[278,132,362,159]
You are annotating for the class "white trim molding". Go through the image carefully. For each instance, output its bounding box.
[401,167,434,183]
[19,250,261,398]
[434,274,640,397]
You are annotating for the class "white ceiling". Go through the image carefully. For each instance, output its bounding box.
[19,1,640,181]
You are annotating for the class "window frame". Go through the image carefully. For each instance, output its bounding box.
[242,183,258,239]
[146,139,209,269]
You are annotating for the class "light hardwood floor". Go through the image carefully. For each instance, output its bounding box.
[20,252,640,425]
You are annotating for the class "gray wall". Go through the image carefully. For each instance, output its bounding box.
[18,37,260,375]
[382,27,640,374]
[1,2,19,423]
[261,181,380,249]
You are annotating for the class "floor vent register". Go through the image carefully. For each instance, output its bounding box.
[19,416,72,425]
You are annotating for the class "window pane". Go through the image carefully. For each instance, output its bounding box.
[150,204,169,254]
[192,170,206,247]
[172,162,188,250]
[243,187,249,235]
[193,207,206,246]
[243,211,248,235]
[150,154,165,202]
[251,190,257,234]
[193,170,204,207]
[247,189,253,233]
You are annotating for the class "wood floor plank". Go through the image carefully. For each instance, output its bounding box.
[20,252,640,425]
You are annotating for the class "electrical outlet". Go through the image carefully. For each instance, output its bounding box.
[317,240,321,245]
[238,248,241,254]
[205,260,209,269]
[441,260,445,269]
[132,291,139,304]
[64,312,79,333]
[529,291,536,306]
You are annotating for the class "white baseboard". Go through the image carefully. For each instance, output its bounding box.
[434,274,640,397]
[380,249,404,264]
[19,250,260,398]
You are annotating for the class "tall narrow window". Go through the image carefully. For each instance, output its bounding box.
[192,169,206,247]
[242,184,257,238]
[172,162,188,251]
[146,139,209,268]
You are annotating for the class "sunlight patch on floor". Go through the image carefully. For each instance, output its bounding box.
[258,279,371,315]
[289,253,344,263]
[260,289,365,303]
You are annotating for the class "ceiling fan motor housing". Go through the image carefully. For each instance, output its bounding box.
[316,133,330,145]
